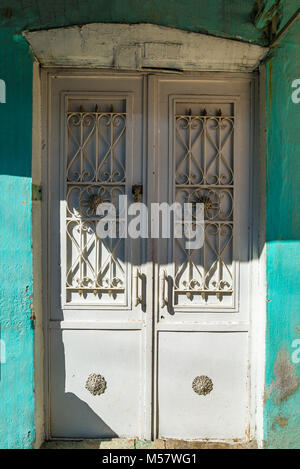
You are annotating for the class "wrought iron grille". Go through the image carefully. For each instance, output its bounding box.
[65,106,126,301]
[174,107,234,305]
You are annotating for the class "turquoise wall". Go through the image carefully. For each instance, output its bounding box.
[0,29,34,448]
[0,0,299,449]
[0,0,265,44]
[264,1,300,448]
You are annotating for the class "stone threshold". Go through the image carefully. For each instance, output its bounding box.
[42,438,257,450]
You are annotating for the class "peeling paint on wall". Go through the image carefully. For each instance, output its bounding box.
[264,0,300,449]
[0,29,34,449]
[274,416,289,428]
[0,0,266,45]
[0,0,299,449]
[267,350,299,404]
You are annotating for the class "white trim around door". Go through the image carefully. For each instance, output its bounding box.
[34,69,265,444]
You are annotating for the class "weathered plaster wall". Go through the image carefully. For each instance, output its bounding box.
[0,0,299,449]
[278,0,300,31]
[0,1,267,449]
[264,0,300,448]
[0,0,265,44]
[24,23,267,71]
[0,29,34,448]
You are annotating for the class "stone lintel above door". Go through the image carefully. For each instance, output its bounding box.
[23,23,268,72]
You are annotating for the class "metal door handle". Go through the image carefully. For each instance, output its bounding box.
[161,270,169,308]
[135,269,144,307]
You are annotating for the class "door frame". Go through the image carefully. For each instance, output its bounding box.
[33,67,266,445]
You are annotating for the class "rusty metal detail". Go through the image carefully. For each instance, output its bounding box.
[132,184,143,203]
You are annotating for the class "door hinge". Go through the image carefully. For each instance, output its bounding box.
[32,184,42,201]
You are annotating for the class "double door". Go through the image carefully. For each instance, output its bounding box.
[47,72,252,440]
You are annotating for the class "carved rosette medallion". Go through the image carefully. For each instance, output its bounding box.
[192,376,213,396]
[85,373,107,396]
